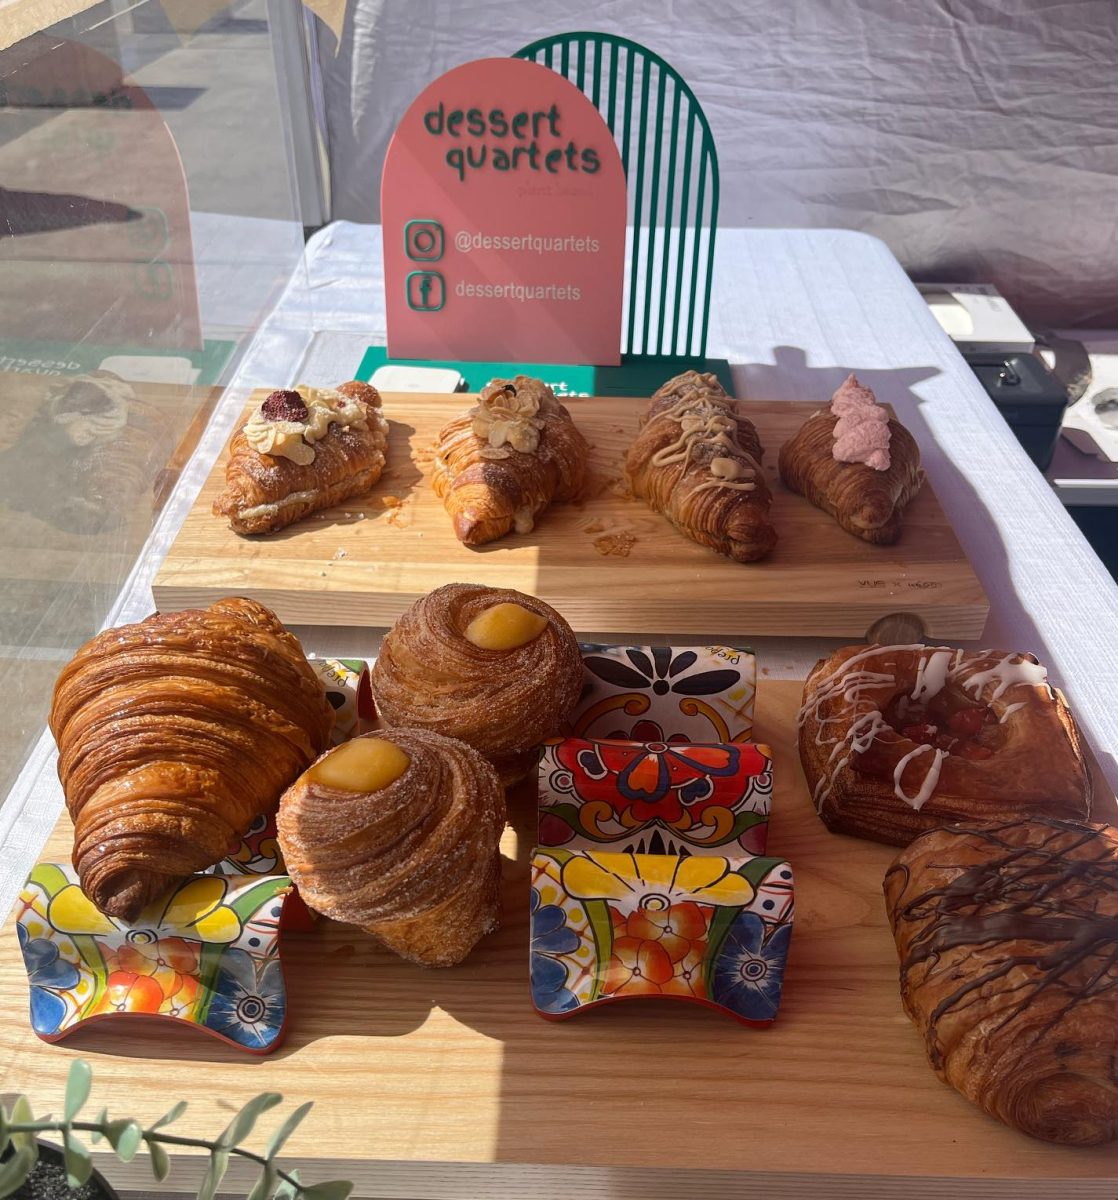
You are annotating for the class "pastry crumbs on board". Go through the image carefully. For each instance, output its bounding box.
[593,531,637,557]
[380,495,402,508]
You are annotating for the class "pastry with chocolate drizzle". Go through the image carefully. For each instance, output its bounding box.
[624,371,777,561]
[885,818,1118,1145]
[798,643,1091,845]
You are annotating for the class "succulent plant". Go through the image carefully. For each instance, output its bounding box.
[0,1060,353,1199]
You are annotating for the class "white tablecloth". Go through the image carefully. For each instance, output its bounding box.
[2,221,1116,918]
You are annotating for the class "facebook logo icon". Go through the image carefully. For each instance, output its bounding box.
[406,270,445,312]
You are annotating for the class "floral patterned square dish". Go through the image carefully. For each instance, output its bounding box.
[530,848,794,1025]
[538,737,773,856]
[16,864,311,1054]
[532,642,793,1026]
[567,644,756,743]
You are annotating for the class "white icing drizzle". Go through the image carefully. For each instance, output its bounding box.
[892,744,947,811]
[801,644,1050,814]
[960,653,1048,701]
[911,649,952,703]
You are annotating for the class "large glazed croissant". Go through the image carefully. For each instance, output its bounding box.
[276,728,506,966]
[214,381,388,535]
[50,598,335,921]
[885,819,1118,1146]
[431,375,588,545]
[778,374,923,543]
[371,583,583,785]
[624,371,777,562]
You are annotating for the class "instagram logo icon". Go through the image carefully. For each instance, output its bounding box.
[404,219,444,262]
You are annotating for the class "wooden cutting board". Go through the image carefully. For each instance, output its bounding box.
[153,393,989,639]
[0,681,1113,1198]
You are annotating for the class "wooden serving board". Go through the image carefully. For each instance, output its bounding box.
[153,394,989,639]
[0,681,1114,1199]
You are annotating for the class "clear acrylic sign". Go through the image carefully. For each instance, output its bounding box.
[382,57,626,365]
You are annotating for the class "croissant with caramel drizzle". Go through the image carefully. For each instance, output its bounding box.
[624,371,777,562]
[50,598,335,921]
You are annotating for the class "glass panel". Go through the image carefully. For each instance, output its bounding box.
[0,0,311,805]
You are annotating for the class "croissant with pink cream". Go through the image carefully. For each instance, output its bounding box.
[778,374,923,544]
[798,643,1091,846]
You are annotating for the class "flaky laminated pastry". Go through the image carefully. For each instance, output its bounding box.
[50,598,335,921]
[277,728,506,966]
[798,643,1090,845]
[624,370,777,562]
[886,819,1118,1145]
[371,583,584,785]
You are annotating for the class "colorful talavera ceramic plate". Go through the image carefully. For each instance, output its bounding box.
[567,644,756,743]
[532,643,793,1026]
[530,848,794,1025]
[15,865,312,1053]
[538,737,774,856]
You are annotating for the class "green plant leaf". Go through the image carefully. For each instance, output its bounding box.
[63,1059,92,1121]
[144,1136,170,1182]
[0,1146,36,1197]
[63,1130,93,1188]
[7,1096,34,1153]
[264,1101,313,1160]
[299,1182,354,1200]
[106,1119,143,1162]
[150,1100,188,1130]
[246,1162,277,1200]
[0,1103,9,1157]
[197,1146,230,1200]
[89,1106,108,1145]
[272,1167,300,1199]
[217,1093,283,1148]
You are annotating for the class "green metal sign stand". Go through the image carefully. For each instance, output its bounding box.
[515,32,721,363]
[361,32,731,396]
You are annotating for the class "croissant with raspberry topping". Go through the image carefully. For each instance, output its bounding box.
[213,380,389,535]
[431,376,589,546]
[50,598,334,921]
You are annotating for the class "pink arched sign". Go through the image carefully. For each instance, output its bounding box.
[382,57,626,365]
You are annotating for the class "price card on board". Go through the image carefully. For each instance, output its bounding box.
[382,57,626,365]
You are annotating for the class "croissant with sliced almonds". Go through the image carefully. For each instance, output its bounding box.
[277,728,506,966]
[624,371,777,562]
[50,598,334,921]
[431,375,589,545]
